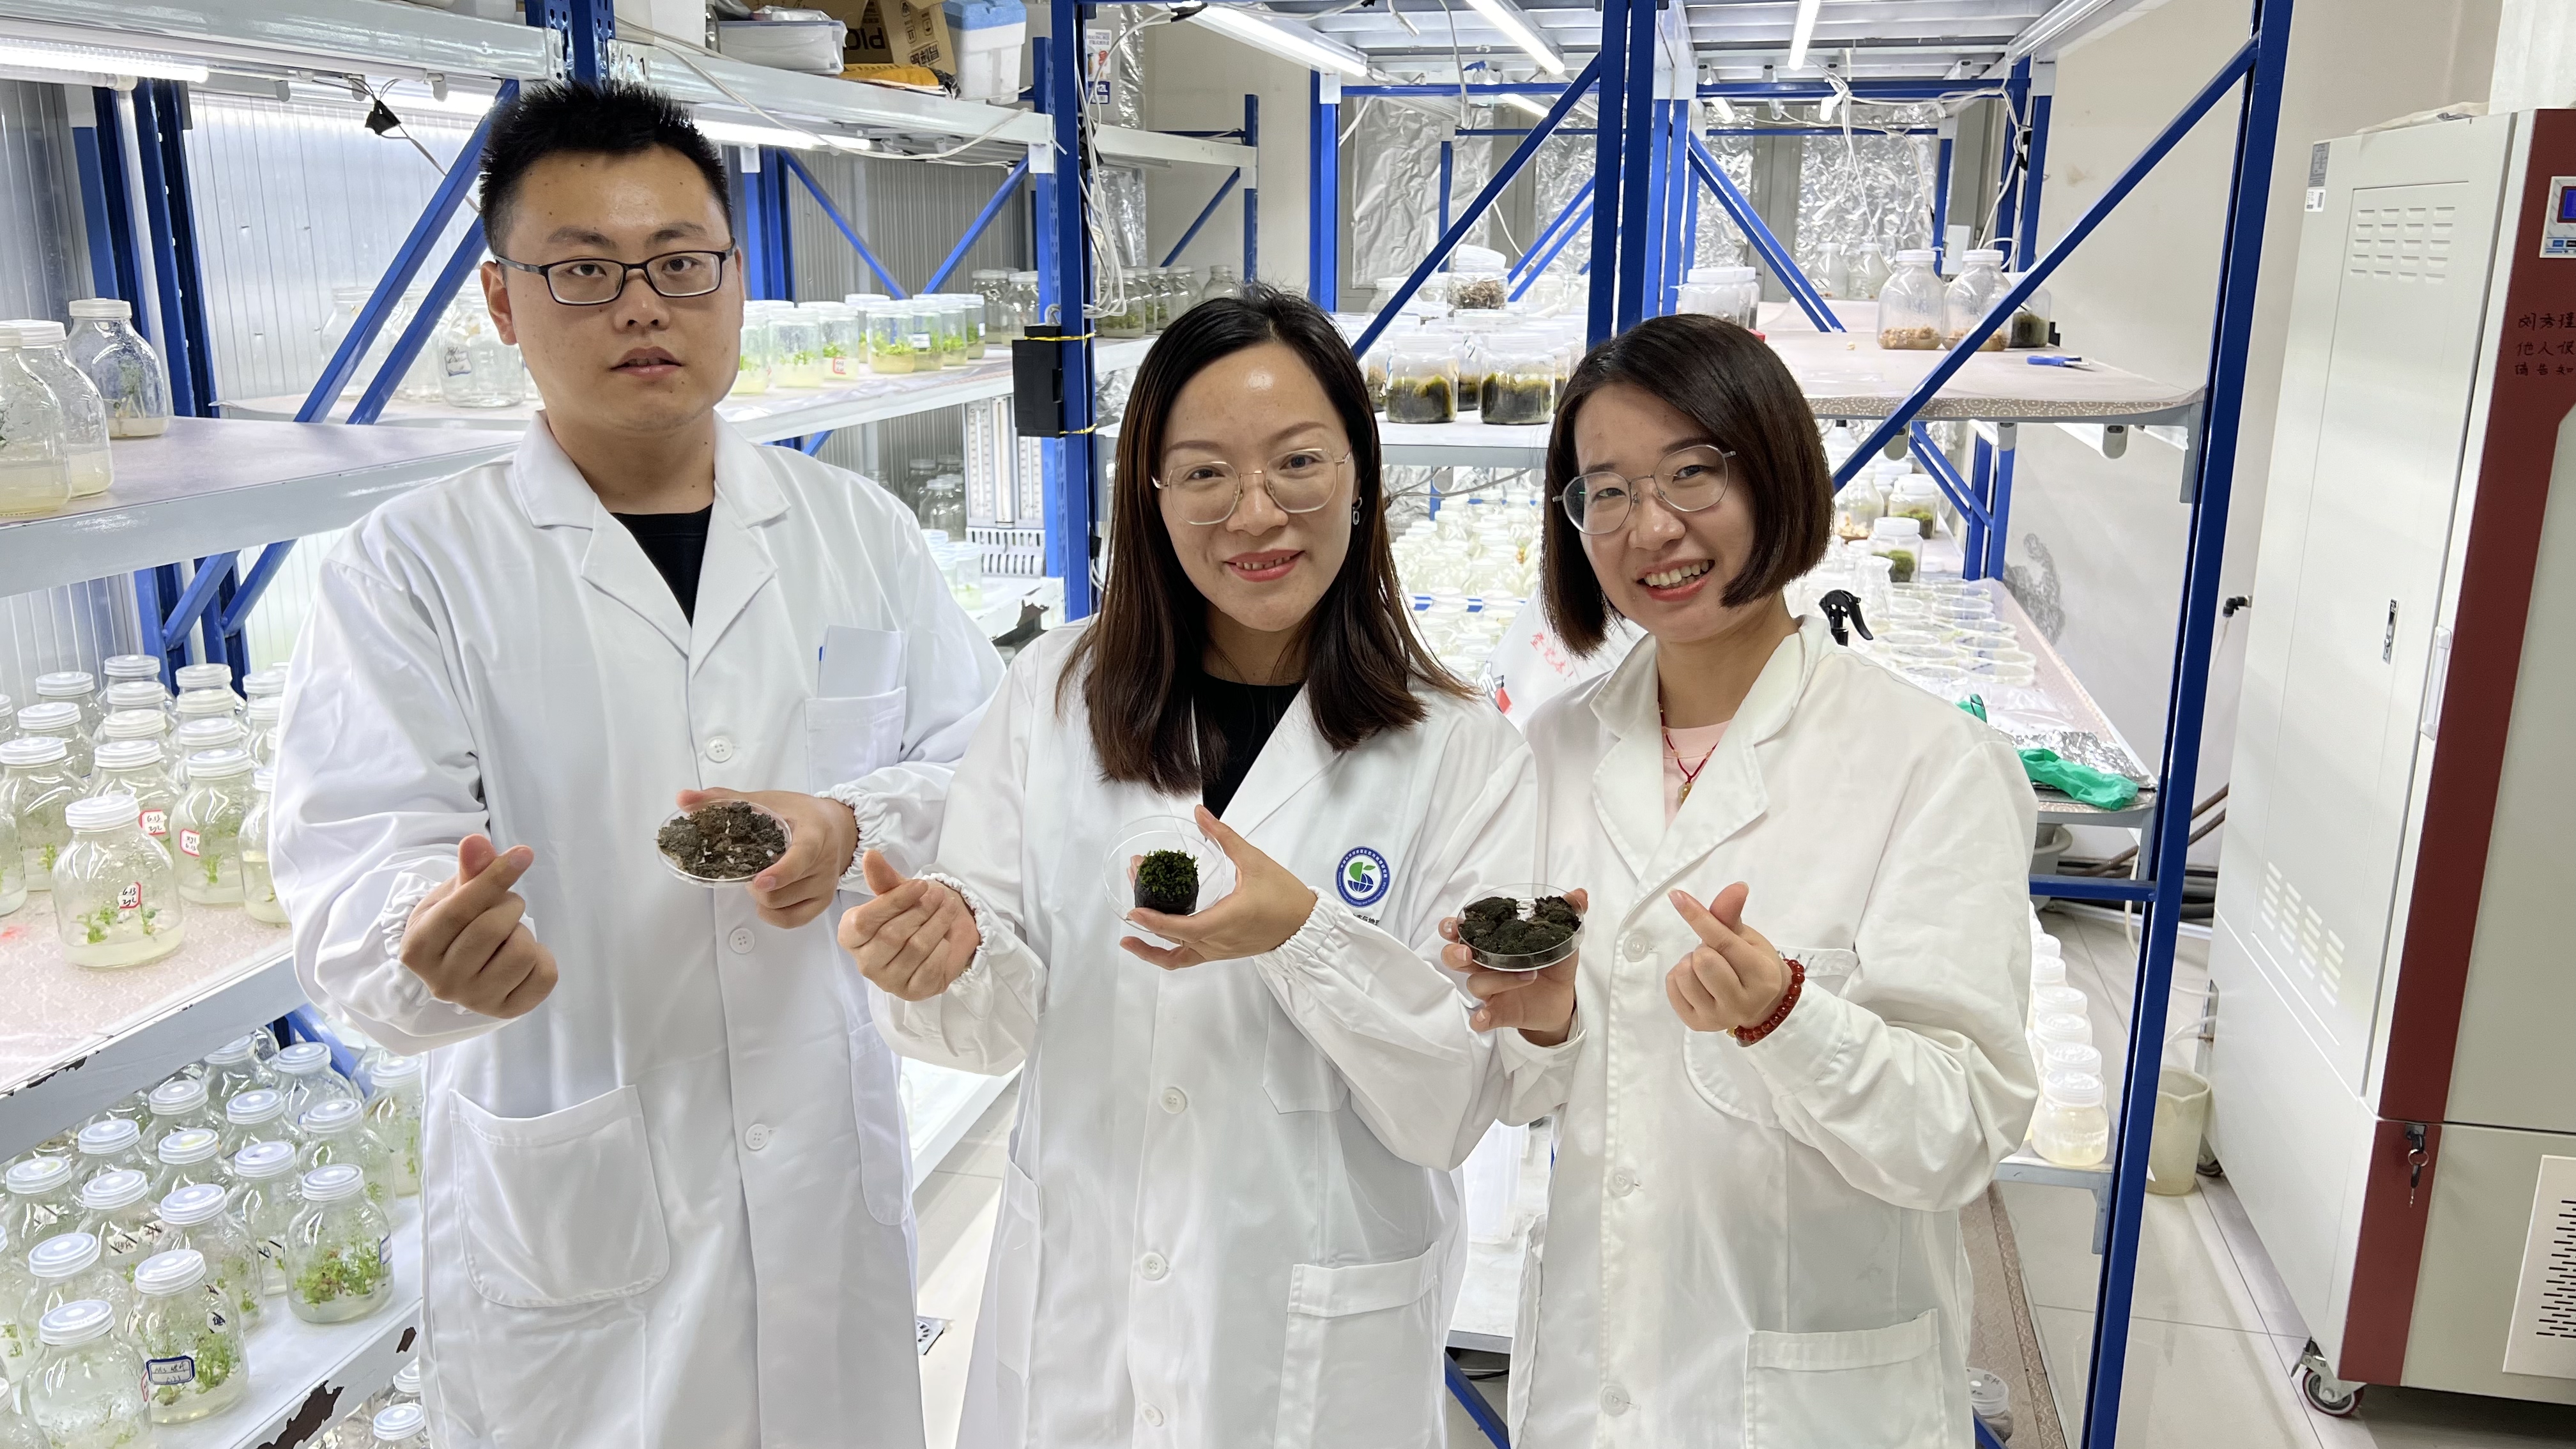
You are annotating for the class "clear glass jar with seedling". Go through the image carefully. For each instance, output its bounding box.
[145,1077,219,1143]
[150,1128,226,1202]
[65,296,173,438]
[6,1158,79,1254]
[204,1034,278,1107]
[150,1183,260,1328]
[958,294,988,358]
[53,794,184,969]
[363,1052,425,1198]
[219,1087,295,1167]
[72,1171,157,1284]
[93,683,173,742]
[227,1142,297,1298]
[245,697,283,767]
[272,1041,360,1122]
[866,305,910,375]
[240,767,288,927]
[934,298,970,369]
[297,1100,393,1208]
[171,663,241,719]
[172,747,254,905]
[0,1338,43,1448]
[33,672,101,736]
[72,1119,150,1183]
[129,1248,247,1424]
[20,1234,131,1335]
[284,1164,394,1323]
[85,740,178,848]
[27,1299,148,1449]
[12,703,91,781]
[773,309,824,388]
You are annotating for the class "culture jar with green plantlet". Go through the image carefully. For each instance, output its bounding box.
[272,1041,360,1122]
[172,747,254,905]
[363,1052,424,1198]
[227,1142,296,1298]
[27,1299,147,1449]
[150,1184,260,1328]
[240,767,288,926]
[284,1164,393,1324]
[297,1100,392,1207]
[72,1171,156,1285]
[19,1234,130,1339]
[150,1128,226,1202]
[129,1248,247,1424]
[52,794,183,969]
[203,1033,278,1107]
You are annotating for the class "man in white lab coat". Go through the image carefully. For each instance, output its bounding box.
[270,81,1002,1449]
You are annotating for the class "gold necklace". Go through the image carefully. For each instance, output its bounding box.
[1660,704,1722,804]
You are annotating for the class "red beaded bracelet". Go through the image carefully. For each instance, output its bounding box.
[1732,956,1805,1046]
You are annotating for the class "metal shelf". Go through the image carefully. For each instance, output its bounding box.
[0,0,553,84]
[1094,126,1258,181]
[625,41,1048,151]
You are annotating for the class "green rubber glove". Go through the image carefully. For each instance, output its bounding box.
[2017,747,2140,811]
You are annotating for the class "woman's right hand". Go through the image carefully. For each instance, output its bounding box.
[839,849,983,1001]
[1440,887,1586,1047]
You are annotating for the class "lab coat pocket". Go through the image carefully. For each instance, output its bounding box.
[1743,1309,1949,1449]
[806,690,908,792]
[1273,1243,1447,1449]
[452,1086,670,1308]
[1262,1011,1351,1114]
[989,1159,1041,1376]
[846,1026,911,1225]
[1681,1028,1783,1128]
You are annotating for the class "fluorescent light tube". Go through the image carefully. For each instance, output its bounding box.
[1497,93,1550,121]
[1459,0,1566,78]
[0,40,207,83]
[1786,0,1821,70]
[696,118,825,151]
[1187,5,1372,79]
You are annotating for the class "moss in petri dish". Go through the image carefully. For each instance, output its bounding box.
[657,801,788,882]
[1133,849,1199,916]
[1457,894,1580,958]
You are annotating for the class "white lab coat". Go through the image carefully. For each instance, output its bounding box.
[271,418,1003,1449]
[1508,613,2039,1448]
[876,624,1575,1448]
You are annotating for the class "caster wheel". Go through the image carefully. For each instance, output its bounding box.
[2301,1365,2363,1417]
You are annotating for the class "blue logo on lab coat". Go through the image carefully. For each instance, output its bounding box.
[1337,847,1390,908]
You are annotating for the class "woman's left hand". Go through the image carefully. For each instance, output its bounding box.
[1123,806,1318,969]
[1664,882,1790,1034]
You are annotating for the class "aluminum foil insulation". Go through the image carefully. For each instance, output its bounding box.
[1791,102,1943,279]
[1691,132,1756,270]
[1096,164,1151,272]
[1345,96,1495,294]
[1531,133,1593,279]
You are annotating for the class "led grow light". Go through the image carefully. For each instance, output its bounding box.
[0,40,208,84]
[1460,0,1567,79]
[1186,5,1372,80]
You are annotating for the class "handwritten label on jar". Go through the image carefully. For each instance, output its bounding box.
[378,1235,393,1271]
[179,829,201,857]
[140,809,167,837]
[146,1354,196,1387]
[119,882,141,910]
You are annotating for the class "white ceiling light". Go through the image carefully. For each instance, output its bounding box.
[1186,5,1372,79]
[1496,92,1547,121]
[1786,0,1822,70]
[0,40,208,83]
[695,117,825,151]
[1459,0,1566,79]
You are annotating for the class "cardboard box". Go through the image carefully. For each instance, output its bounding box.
[811,0,955,78]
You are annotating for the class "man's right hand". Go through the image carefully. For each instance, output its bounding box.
[402,836,558,1019]
[838,850,980,1002]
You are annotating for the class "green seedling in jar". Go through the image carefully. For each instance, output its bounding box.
[283,1165,392,1324]
[1892,503,1938,537]
[1133,850,1199,916]
[144,1321,238,1410]
[292,1244,387,1306]
[75,901,169,946]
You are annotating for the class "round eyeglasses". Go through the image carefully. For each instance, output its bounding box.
[1154,448,1353,526]
[492,247,736,306]
[1558,444,1738,535]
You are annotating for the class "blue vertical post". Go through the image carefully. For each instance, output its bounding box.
[535,0,615,83]
[2080,4,2293,1447]
[1933,120,1956,268]
[1993,58,2032,257]
[1438,140,1454,239]
[127,80,213,417]
[1241,93,1259,281]
[1662,101,1690,313]
[75,91,140,305]
[1968,431,1995,581]
[1611,0,1659,334]
[2018,70,2055,266]
[1639,103,1666,318]
[1682,113,1702,290]
[1586,0,1630,344]
[1309,73,1340,307]
[1039,8,1098,620]
[1988,429,2018,580]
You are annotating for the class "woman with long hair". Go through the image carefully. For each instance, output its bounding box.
[1496,314,2038,1446]
[839,287,1577,1446]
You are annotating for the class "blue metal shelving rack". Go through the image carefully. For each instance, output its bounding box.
[1319,3,2296,1446]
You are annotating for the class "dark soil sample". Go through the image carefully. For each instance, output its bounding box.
[1481,376,1554,425]
[1452,277,1507,309]
[1133,848,1199,915]
[1385,377,1455,424]
[1458,893,1581,960]
[658,801,788,882]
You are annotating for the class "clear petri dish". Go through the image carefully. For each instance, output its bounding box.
[654,801,793,886]
[1455,882,1585,972]
[1101,815,1237,928]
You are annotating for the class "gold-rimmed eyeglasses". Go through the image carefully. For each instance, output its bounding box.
[1154,448,1354,526]
[1558,444,1738,535]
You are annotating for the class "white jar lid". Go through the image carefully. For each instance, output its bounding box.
[274,1041,332,1075]
[394,1359,424,1392]
[103,680,171,708]
[234,1140,296,1179]
[2029,955,2066,987]
[2031,984,2088,1015]
[173,663,231,691]
[176,691,239,719]
[2042,1040,2103,1078]
[0,736,70,766]
[68,297,132,320]
[2034,1010,2092,1043]
[91,740,163,773]
[65,793,141,832]
[2044,1069,2104,1107]
[370,1052,423,1084]
[159,1181,229,1227]
[1965,249,2006,263]
[1895,249,1937,264]
[12,319,66,346]
[134,1248,208,1298]
[300,1162,367,1202]
[253,767,276,794]
[6,1156,71,1195]
[248,697,283,726]
[226,1087,285,1124]
[206,1033,262,1065]
[102,710,172,741]
[28,1231,103,1278]
[36,1298,116,1347]
[79,1167,150,1211]
[374,1404,429,1442]
[189,747,255,779]
[103,654,163,680]
[1867,518,1920,543]
[241,666,289,697]
[150,1077,209,1114]
[34,670,95,698]
[77,1117,141,1153]
[158,1127,222,1166]
[16,701,80,730]
[302,1098,362,1134]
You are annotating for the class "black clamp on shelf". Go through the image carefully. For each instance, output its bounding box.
[1013,326,1070,437]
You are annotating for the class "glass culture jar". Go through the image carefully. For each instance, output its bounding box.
[1888,473,1943,538]
[6,1158,79,1253]
[931,298,969,369]
[284,1165,394,1324]
[98,654,164,698]
[273,1043,360,1123]
[1866,516,1922,585]
[65,297,173,439]
[958,294,988,358]
[151,1186,259,1328]
[10,322,113,499]
[97,712,171,755]
[859,304,906,374]
[85,740,174,824]
[1851,241,1892,301]
[732,308,774,396]
[172,689,239,737]
[0,809,20,917]
[240,768,288,927]
[205,1036,278,1107]
[1478,339,1556,426]
[73,1171,157,1284]
[967,271,1015,339]
[0,324,72,519]
[169,719,248,786]
[772,309,824,388]
[246,697,282,768]
[146,1077,218,1143]
[130,1249,247,1425]
[151,1129,226,1203]
[29,1299,148,1449]
[16,703,93,780]
[1834,471,1886,540]
[1009,272,1041,330]
[362,1054,424,1199]
[220,1088,293,1168]
[1943,249,2009,351]
[240,664,287,710]
[372,1403,430,1448]
[227,1142,296,1299]
[2006,275,2055,349]
[1385,334,1459,424]
[2031,1070,2110,1168]
[1876,249,1945,350]
[54,794,184,970]
[434,302,525,410]
[33,671,100,735]
[296,1100,392,1208]
[903,303,939,372]
[22,1232,130,1332]
[94,683,173,740]
[1676,266,1759,329]
[172,747,254,905]
[170,662,233,697]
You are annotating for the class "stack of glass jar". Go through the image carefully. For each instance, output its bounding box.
[2025,925,2109,1167]
[1388,478,1549,681]
[1356,313,1584,428]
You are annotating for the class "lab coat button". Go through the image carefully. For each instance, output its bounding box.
[1609,1169,1639,1197]
[1601,1384,1631,1416]
[746,1124,773,1151]
[728,927,755,954]
[1622,931,1650,962]
[1139,1252,1169,1281]
[705,736,735,763]
[1140,1404,1165,1428]
[1160,1087,1187,1115]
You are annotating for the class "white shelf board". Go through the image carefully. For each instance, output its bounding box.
[0,418,514,595]
[903,1059,1016,1186]
[627,41,1048,148]
[0,0,553,82]
[157,1206,424,1449]
[1380,417,1550,468]
[1094,126,1257,183]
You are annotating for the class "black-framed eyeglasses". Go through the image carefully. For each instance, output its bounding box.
[1154,448,1354,526]
[1559,444,1738,535]
[491,247,737,306]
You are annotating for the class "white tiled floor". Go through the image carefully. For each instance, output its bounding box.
[907,910,2576,1448]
